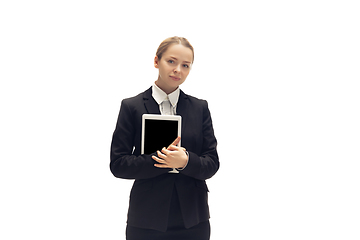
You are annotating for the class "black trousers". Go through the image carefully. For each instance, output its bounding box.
[126,186,210,240]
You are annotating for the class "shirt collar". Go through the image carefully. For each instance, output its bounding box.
[152,83,180,107]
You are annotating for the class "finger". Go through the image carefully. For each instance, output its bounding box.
[168,136,181,148]
[154,163,171,168]
[167,145,186,152]
[161,147,171,155]
[152,155,166,164]
[157,150,167,159]
[167,145,179,151]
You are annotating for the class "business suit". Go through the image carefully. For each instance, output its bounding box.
[110,87,219,234]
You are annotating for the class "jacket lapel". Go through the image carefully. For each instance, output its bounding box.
[143,87,161,114]
[176,90,189,134]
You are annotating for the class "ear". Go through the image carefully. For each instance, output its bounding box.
[154,56,160,69]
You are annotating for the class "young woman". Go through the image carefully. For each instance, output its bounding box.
[110,37,219,240]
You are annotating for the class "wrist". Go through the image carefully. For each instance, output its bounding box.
[176,151,189,171]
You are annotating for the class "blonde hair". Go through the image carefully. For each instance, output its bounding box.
[156,36,194,63]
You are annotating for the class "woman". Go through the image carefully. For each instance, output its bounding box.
[110,36,219,240]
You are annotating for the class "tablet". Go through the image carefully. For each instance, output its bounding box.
[141,114,182,155]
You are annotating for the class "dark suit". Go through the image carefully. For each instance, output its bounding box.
[110,87,219,232]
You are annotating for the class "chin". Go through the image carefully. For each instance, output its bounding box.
[168,81,181,88]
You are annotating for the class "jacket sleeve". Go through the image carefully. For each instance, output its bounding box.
[110,99,169,180]
[180,100,220,180]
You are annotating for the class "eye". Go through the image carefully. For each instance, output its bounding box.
[183,64,189,68]
[168,60,175,64]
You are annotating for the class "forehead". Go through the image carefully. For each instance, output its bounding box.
[162,44,193,63]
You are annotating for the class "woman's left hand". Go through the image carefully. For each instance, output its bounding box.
[152,145,188,169]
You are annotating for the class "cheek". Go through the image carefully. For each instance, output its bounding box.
[159,68,168,77]
[182,70,190,78]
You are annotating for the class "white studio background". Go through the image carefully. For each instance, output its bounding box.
[1,0,359,239]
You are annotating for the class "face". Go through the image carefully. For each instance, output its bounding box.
[154,44,193,94]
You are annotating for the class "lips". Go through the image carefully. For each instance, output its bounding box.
[170,76,181,81]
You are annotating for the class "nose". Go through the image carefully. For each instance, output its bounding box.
[174,64,181,74]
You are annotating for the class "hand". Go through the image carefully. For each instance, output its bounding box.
[167,136,181,148]
[152,137,188,169]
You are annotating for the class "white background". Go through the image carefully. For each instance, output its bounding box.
[1,0,359,239]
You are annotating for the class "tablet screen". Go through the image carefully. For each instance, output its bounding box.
[141,114,181,155]
[144,119,178,154]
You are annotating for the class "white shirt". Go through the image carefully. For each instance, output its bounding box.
[152,84,180,115]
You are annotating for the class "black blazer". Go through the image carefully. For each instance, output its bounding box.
[110,87,219,232]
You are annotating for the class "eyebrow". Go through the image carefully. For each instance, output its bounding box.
[169,56,191,64]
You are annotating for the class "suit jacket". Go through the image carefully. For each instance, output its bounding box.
[110,87,219,232]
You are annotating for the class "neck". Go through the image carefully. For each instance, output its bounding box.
[155,80,178,95]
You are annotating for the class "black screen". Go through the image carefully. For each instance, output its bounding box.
[144,119,178,154]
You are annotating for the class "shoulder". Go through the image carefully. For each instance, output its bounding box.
[181,90,207,104]
[121,87,151,106]
[122,92,142,104]
[181,91,208,108]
